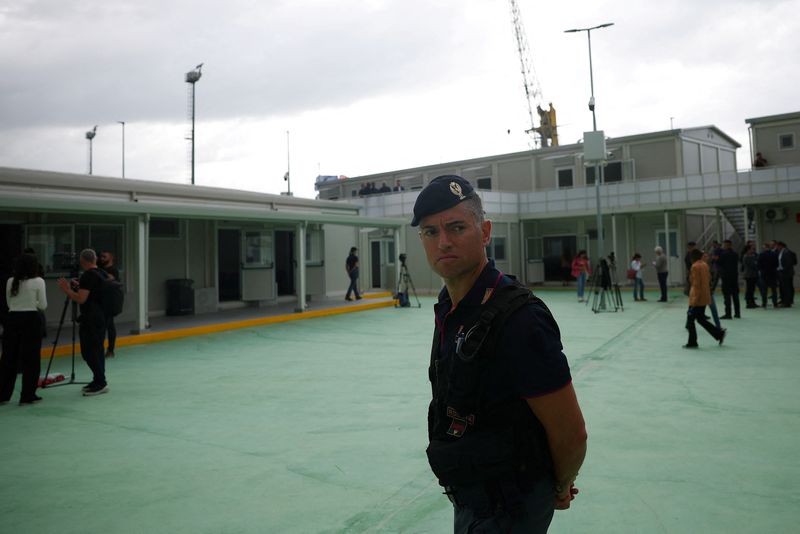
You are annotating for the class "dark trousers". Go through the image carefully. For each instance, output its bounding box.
[104,315,117,352]
[759,274,778,307]
[721,278,740,316]
[686,306,723,346]
[451,477,555,534]
[346,268,360,299]
[0,311,43,402]
[779,271,794,306]
[657,272,668,301]
[744,277,757,306]
[79,313,107,386]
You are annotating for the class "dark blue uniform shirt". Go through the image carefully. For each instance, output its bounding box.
[433,262,571,401]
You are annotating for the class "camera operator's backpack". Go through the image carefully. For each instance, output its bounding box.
[94,268,124,317]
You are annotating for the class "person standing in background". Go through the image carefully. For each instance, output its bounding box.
[631,253,645,301]
[741,244,759,309]
[570,251,591,302]
[345,247,361,302]
[0,253,47,405]
[98,251,120,358]
[653,246,669,302]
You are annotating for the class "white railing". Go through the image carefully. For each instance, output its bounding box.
[352,165,800,219]
[520,165,800,215]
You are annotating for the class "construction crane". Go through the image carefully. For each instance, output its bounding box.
[508,0,558,147]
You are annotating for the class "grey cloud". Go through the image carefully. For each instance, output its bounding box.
[0,0,480,128]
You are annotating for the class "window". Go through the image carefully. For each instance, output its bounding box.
[486,237,507,261]
[243,231,273,268]
[26,224,74,275]
[476,177,492,190]
[526,236,543,260]
[305,228,323,264]
[656,230,679,258]
[586,161,623,185]
[150,218,181,239]
[557,168,573,188]
[386,241,396,265]
[76,224,124,268]
[779,133,795,150]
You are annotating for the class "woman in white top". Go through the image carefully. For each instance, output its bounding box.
[630,253,646,301]
[0,253,48,405]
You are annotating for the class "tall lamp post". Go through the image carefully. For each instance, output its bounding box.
[565,22,614,260]
[117,120,126,178]
[185,63,203,185]
[85,126,97,175]
[284,130,292,196]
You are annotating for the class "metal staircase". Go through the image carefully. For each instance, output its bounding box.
[720,206,757,249]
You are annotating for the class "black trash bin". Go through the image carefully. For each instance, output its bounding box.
[166,279,194,316]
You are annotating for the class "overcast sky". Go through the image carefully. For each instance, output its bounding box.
[1,0,798,199]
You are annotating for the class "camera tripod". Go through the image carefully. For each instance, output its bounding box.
[40,294,90,389]
[587,258,624,313]
[395,261,421,308]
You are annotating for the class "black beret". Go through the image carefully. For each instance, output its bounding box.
[411,175,476,226]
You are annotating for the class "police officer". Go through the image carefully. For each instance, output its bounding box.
[413,176,587,533]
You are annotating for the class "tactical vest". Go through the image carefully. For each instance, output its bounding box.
[426,280,553,487]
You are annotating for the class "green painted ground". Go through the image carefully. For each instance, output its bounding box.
[1,289,798,533]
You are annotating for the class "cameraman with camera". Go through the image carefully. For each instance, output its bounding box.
[57,249,109,396]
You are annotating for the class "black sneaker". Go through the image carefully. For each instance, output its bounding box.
[19,395,43,405]
[105,350,115,358]
[81,383,96,392]
[683,344,699,349]
[720,315,732,320]
[83,384,109,396]
[718,329,727,346]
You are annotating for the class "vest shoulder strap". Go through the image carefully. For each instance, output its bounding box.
[457,281,533,362]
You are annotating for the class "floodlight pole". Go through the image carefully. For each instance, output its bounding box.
[185,63,203,185]
[85,126,97,175]
[118,121,125,178]
[286,130,292,196]
[566,22,614,259]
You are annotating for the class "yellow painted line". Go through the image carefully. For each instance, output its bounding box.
[42,298,396,358]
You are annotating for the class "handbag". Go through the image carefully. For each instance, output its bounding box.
[626,268,636,280]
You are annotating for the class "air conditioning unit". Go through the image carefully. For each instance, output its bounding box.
[764,207,787,222]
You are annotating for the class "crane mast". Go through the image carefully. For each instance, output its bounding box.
[508,0,558,147]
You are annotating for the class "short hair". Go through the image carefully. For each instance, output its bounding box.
[462,195,485,224]
[654,246,663,253]
[349,247,357,254]
[687,241,696,247]
[80,248,97,263]
[723,239,732,245]
[690,249,704,263]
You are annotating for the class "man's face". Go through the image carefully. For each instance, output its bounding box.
[98,253,108,265]
[418,202,491,282]
[723,242,732,250]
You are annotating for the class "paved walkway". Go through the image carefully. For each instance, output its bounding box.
[2,288,798,533]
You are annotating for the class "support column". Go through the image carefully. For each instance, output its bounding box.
[394,227,403,293]
[664,211,671,259]
[295,222,307,312]
[743,205,749,245]
[133,214,149,334]
[611,214,618,260]
[716,208,723,241]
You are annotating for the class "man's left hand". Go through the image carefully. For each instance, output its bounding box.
[554,484,579,510]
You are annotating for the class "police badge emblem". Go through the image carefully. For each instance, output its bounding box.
[449,182,465,200]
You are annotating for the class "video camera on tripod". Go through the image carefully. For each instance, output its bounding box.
[395,253,421,308]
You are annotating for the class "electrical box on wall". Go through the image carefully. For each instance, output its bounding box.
[583,131,607,163]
